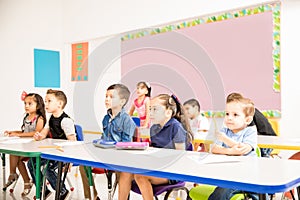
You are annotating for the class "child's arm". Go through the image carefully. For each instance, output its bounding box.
[33,127,49,141]
[61,118,76,141]
[211,143,252,156]
[12,116,45,137]
[4,130,22,136]
[66,134,76,141]
[141,99,150,128]
[215,131,239,147]
[174,143,185,150]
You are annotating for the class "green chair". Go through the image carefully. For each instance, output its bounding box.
[189,185,245,200]
[189,147,261,200]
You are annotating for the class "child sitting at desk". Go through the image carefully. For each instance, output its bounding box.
[227,92,276,157]
[183,98,209,151]
[208,95,258,200]
[4,93,46,196]
[27,89,76,200]
[118,94,193,200]
[79,83,136,200]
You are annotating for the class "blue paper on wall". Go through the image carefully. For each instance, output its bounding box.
[34,49,60,88]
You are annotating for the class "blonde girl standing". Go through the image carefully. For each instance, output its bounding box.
[4,93,46,196]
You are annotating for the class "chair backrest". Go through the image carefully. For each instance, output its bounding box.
[132,117,140,127]
[268,118,280,136]
[187,143,193,151]
[75,124,84,141]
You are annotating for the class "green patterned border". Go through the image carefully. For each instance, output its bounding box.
[121,2,281,92]
[202,110,281,118]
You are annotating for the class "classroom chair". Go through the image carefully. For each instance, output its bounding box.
[282,151,300,200]
[89,119,141,200]
[91,168,118,200]
[189,147,262,200]
[132,116,141,142]
[65,124,84,191]
[131,180,190,200]
[130,143,193,200]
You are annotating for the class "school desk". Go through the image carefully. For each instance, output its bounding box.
[257,135,300,150]
[41,142,300,200]
[0,137,66,200]
[193,133,300,151]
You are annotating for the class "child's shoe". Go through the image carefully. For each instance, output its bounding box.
[21,179,33,196]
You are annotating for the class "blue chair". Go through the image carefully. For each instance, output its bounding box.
[132,117,140,127]
[75,124,84,142]
[132,117,141,142]
[130,143,193,200]
[65,124,84,191]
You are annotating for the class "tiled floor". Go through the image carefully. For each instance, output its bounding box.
[0,133,298,200]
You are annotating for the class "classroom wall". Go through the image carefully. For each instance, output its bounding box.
[1,0,299,137]
[0,0,65,130]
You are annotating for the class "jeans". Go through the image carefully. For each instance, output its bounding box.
[27,158,67,195]
[208,187,259,200]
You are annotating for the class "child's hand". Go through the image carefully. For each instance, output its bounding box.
[4,131,10,136]
[215,131,225,142]
[33,132,43,141]
[231,143,250,155]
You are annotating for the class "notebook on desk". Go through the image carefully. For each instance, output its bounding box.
[115,142,149,150]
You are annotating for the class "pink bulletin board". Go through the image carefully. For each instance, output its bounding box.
[121,2,281,117]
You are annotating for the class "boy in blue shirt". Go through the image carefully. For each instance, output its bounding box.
[80,83,136,200]
[28,89,76,200]
[209,95,258,200]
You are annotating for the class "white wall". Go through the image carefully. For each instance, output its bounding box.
[0,0,64,130]
[1,0,299,136]
[62,0,275,42]
[280,0,300,137]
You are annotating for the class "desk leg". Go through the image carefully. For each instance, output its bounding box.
[84,166,94,200]
[35,156,41,200]
[2,153,5,188]
[55,162,63,200]
[258,194,268,200]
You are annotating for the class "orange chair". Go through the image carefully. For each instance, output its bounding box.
[91,168,117,200]
[283,152,300,200]
[268,118,281,157]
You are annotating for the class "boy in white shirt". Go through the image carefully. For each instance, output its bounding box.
[183,98,209,151]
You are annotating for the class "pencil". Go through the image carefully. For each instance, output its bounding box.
[38,145,61,149]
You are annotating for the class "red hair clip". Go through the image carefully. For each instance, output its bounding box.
[21,91,28,101]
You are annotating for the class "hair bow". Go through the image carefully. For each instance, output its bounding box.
[21,91,28,101]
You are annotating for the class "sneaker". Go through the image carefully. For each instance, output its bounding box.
[60,189,70,200]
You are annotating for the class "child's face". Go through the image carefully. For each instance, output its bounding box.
[224,101,248,133]
[136,84,148,97]
[183,104,197,119]
[149,98,170,126]
[45,94,62,113]
[105,89,123,110]
[24,96,37,115]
